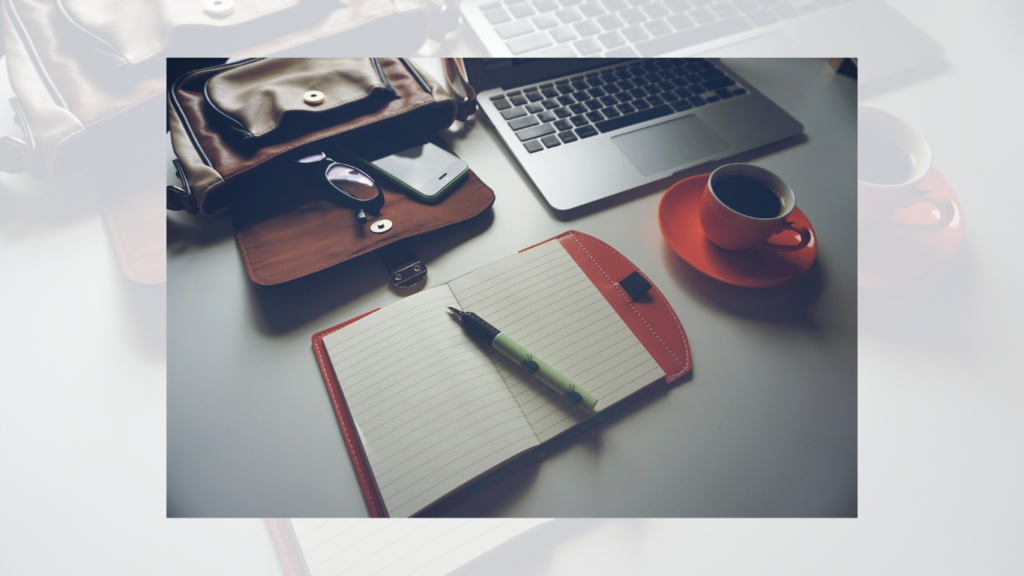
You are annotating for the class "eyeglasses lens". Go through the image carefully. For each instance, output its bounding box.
[326,165,377,200]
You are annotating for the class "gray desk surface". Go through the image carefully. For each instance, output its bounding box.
[167,57,856,518]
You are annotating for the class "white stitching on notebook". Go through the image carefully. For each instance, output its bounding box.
[314,330,383,516]
[569,232,690,380]
[269,520,297,576]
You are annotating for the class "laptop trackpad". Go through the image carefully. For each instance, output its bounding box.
[612,115,729,176]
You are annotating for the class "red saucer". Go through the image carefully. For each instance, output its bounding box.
[858,167,963,288]
[658,174,818,288]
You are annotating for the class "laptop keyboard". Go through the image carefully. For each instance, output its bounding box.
[491,59,748,153]
[478,0,860,57]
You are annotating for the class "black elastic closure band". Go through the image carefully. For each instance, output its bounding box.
[618,271,652,301]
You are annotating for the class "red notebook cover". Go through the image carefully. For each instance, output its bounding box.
[311,231,692,517]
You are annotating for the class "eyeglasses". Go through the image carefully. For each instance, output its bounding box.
[296,152,384,224]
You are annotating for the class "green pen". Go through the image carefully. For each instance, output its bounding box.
[448,307,598,413]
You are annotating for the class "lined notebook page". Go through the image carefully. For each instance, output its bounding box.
[322,287,538,518]
[290,518,550,576]
[449,240,664,443]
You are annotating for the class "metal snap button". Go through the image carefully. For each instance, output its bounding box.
[370,219,393,234]
[203,0,234,17]
[303,91,325,106]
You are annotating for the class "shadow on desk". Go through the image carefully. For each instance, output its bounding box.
[244,208,495,335]
[661,242,826,332]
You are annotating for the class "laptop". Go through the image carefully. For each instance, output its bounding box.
[460,0,943,86]
[469,58,804,210]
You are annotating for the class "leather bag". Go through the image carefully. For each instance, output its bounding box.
[167,57,488,287]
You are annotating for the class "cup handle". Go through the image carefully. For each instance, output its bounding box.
[761,220,811,252]
[888,195,956,234]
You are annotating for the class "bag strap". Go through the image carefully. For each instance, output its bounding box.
[442,58,478,123]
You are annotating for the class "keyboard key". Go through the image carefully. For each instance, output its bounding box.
[699,68,724,80]
[633,98,651,110]
[558,130,579,143]
[574,20,603,38]
[558,82,576,94]
[734,0,759,10]
[557,94,577,105]
[584,99,604,110]
[644,18,673,36]
[542,98,561,109]
[526,102,545,113]
[601,0,628,10]
[667,12,694,29]
[579,1,606,17]
[481,1,501,8]
[502,106,528,120]
[524,140,544,153]
[772,3,800,18]
[510,2,536,17]
[706,95,720,103]
[689,7,717,24]
[507,31,553,53]
[603,106,622,118]
[556,7,584,22]
[600,94,620,105]
[494,98,512,110]
[569,103,588,114]
[617,102,636,114]
[574,36,602,54]
[629,87,648,98]
[622,24,650,41]
[617,91,634,102]
[517,123,557,141]
[554,107,573,118]
[570,114,591,126]
[485,7,512,24]
[572,80,590,90]
[733,88,748,96]
[748,8,781,25]
[647,94,664,105]
[541,134,562,148]
[617,79,636,90]
[670,99,693,112]
[554,118,573,130]
[538,110,557,122]
[701,76,736,90]
[586,110,606,122]
[533,13,560,28]
[526,89,544,101]
[595,103,673,133]
[596,14,625,30]
[576,125,599,138]
[496,19,535,38]
[635,16,753,55]
[509,115,540,130]
[688,96,707,106]
[664,0,690,12]
[715,88,733,99]
[662,89,679,101]
[711,3,737,17]
[550,25,579,42]
[620,7,647,24]
[533,0,559,11]
[586,87,606,98]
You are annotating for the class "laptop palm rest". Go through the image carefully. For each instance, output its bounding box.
[612,115,729,176]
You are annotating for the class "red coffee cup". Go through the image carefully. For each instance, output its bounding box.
[698,163,811,252]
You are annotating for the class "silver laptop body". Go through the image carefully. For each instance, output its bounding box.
[472,58,804,211]
[461,0,942,86]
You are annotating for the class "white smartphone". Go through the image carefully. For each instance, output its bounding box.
[366,141,469,204]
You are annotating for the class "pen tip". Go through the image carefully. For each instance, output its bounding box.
[447,307,462,316]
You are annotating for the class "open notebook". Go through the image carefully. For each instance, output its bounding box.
[267,518,551,576]
[312,231,691,517]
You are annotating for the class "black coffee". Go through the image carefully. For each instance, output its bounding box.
[713,176,783,219]
[859,127,914,185]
